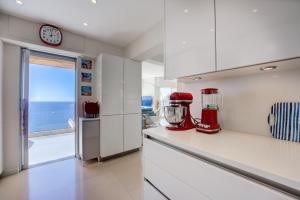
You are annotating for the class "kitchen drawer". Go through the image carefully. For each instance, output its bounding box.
[144,138,295,200]
[144,159,210,200]
[144,181,168,200]
[82,137,99,161]
[82,120,100,138]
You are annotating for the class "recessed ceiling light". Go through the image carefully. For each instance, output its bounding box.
[193,76,202,81]
[91,0,97,4]
[182,41,187,45]
[16,0,23,5]
[184,8,189,13]
[252,8,258,13]
[83,22,88,26]
[260,66,277,71]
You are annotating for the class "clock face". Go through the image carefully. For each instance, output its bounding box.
[39,25,62,46]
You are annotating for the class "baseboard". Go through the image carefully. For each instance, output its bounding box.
[1,168,19,177]
[100,148,140,161]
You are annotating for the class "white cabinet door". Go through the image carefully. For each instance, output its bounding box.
[101,54,124,115]
[216,0,300,70]
[124,59,141,114]
[165,0,216,79]
[145,159,210,200]
[100,115,123,157]
[144,181,168,200]
[144,138,295,200]
[124,114,141,151]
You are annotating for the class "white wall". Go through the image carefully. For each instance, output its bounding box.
[0,13,124,58]
[0,40,3,175]
[77,57,98,117]
[142,78,156,97]
[125,21,163,61]
[0,12,127,176]
[2,43,21,176]
[142,61,164,79]
[178,68,300,136]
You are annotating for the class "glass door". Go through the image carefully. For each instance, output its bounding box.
[21,49,77,168]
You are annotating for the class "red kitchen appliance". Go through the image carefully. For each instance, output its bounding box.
[164,92,195,131]
[196,88,221,134]
[83,101,100,118]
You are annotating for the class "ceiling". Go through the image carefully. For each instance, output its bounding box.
[0,0,163,47]
[151,54,164,63]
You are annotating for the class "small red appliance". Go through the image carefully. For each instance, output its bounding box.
[83,101,100,118]
[196,88,221,134]
[164,92,195,131]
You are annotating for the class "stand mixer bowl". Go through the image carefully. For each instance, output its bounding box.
[164,105,187,126]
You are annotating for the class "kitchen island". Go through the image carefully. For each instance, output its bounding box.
[143,126,300,200]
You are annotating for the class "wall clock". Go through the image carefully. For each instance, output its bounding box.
[39,24,63,46]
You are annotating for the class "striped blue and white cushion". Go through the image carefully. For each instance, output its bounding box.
[268,102,300,142]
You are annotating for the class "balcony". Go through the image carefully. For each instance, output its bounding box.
[28,115,76,166]
[29,128,75,166]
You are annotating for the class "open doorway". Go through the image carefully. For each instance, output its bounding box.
[21,50,76,167]
[141,61,177,129]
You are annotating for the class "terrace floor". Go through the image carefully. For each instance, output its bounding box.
[29,132,75,166]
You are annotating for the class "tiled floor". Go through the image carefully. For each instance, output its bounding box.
[29,133,75,166]
[0,151,143,200]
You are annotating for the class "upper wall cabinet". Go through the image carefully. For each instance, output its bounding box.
[216,0,300,70]
[164,0,216,79]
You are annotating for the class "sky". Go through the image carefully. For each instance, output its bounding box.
[29,64,75,102]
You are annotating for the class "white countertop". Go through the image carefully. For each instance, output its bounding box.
[79,117,100,121]
[143,126,300,191]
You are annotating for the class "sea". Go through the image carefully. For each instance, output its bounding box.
[29,101,75,133]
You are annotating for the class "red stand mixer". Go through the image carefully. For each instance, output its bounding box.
[196,88,221,134]
[164,92,195,131]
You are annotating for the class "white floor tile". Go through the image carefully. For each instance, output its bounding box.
[0,151,143,200]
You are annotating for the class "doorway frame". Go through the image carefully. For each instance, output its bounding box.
[20,48,79,169]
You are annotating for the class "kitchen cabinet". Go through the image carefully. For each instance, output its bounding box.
[100,113,142,158]
[164,0,215,79]
[124,114,141,151]
[144,181,167,200]
[100,115,124,157]
[216,0,300,70]
[164,0,300,78]
[79,118,100,161]
[124,59,141,114]
[145,159,210,200]
[144,136,296,200]
[98,54,142,158]
[101,54,124,115]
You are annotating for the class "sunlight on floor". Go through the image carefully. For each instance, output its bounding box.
[29,132,75,166]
